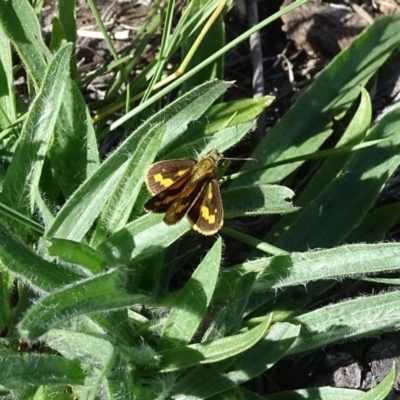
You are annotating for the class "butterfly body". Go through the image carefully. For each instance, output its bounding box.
[144,150,224,235]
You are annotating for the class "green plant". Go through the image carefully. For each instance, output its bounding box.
[0,0,399,398]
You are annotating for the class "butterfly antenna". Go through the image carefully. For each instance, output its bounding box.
[223,156,256,162]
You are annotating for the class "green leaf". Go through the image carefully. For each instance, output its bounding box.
[159,316,272,372]
[2,43,72,221]
[45,238,106,275]
[159,80,232,149]
[202,272,257,341]
[99,182,296,266]
[45,330,115,400]
[0,1,99,197]
[0,221,82,293]
[289,291,400,355]
[163,96,273,159]
[233,15,400,186]
[49,76,100,197]
[46,122,162,242]
[18,268,151,342]
[217,243,400,296]
[199,96,274,136]
[167,121,255,160]
[268,87,372,242]
[346,202,400,242]
[0,0,50,87]
[239,386,363,400]
[97,213,190,265]
[102,356,134,400]
[159,238,221,349]
[172,322,300,398]
[274,105,400,251]
[0,25,16,129]
[0,272,12,333]
[0,353,84,389]
[223,184,297,218]
[57,0,77,44]
[91,124,163,244]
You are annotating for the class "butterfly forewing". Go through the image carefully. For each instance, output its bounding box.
[145,158,197,195]
[144,170,194,213]
[187,179,223,235]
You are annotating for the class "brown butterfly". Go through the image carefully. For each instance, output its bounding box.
[144,150,250,235]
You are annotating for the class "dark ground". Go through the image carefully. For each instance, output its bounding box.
[40,0,400,397]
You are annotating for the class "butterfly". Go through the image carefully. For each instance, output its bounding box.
[144,150,231,235]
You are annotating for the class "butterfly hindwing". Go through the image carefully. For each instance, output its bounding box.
[163,176,210,225]
[187,179,223,235]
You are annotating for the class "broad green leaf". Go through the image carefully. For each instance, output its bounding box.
[202,272,256,341]
[0,221,82,293]
[45,238,105,275]
[163,97,273,158]
[223,184,297,218]
[358,363,396,400]
[103,356,134,400]
[2,43,72,221]
[268,88,372,241]
[46,123,163,242]
[198,96,274,136]
[0,272,12,333]
[159,80,232,149]
[0,1,99,197]
[159,238,221,349]
[91,125,163,244]
[301,87,372,200]
[31,385,75,400]
[217,243,400,297]
[0,353,84,389]
[166,121,255,160]
[289,290,400,355]
[97,213,190,265]
[233,15,400,186]
[346,202,400,242]
[49,79,100,197]
[57,0,77,77]
[159,316,271,372]
[0,25,16,129]
[239,387,363,400]
[45,329,115,400]
[18,268,152,342]
[172,322,299,398]
[0,0,50,87]
[275,105,400,251]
